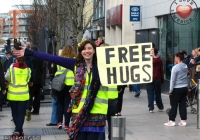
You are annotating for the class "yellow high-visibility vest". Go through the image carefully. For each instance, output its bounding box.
[55,65,74,86]
[72,71,108,115]
[7,66,31,101]
[107,85,118,99]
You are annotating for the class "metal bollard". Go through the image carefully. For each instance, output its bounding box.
[198,79,200,129]
[111,116,126,140]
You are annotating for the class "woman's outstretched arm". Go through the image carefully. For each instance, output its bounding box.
[14,47,75,71]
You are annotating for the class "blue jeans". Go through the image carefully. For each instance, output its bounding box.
[132,84,141,94]
[146,80,164,111]
[10,101,27,133]
[154,91,156,101]
[50,98,58,124]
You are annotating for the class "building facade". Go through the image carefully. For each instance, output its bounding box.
[105,0,200,92]
[105,0,135,46]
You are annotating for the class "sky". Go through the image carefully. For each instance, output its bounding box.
[0,0,31,13]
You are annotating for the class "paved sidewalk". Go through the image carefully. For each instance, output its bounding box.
[0,89,199,140]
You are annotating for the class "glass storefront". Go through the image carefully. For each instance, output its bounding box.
[158,10,200,80]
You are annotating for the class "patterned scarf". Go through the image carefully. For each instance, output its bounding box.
[67,62,101,140]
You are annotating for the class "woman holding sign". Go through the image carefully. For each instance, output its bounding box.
[147,48,164,113]
[13,40,107,140]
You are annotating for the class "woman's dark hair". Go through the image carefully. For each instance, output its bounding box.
[154,48,158,56]
[152,43,156,48]
[16,57,25,67]
[76,40,97,64]
[175,52,184,61]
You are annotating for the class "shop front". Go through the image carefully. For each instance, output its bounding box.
[158,10,200,92]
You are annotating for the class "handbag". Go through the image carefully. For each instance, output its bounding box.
[51,69,68,92]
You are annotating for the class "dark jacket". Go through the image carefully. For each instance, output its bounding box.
[0,62,6,91]
[183,56,190,67]
[6,55,16,71]
[153,57,164,84]
[25,56,34,82]
[32,57,45,85]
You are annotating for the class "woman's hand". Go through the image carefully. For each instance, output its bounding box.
[2,90,6,95]
[13,46,26,58]
[118,89,122,93]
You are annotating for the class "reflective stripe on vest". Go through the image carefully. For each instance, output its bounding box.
[72,71,108,114]
[7,67,31,101]
[8,91,29,95]
[80,98,108,104]
[107,86,118,99]
[55,65,74,86]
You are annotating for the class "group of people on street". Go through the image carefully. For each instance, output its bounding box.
[1,37,199,140]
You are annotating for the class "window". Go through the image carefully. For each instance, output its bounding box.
[94,0,105,20]
[158,12,200,80]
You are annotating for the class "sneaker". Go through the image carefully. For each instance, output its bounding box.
[11,132,20,140]
[149,110,154,113]
[154,101,156,105]
[178,120,187,126]
[158,109,163,112]
[19,132,24,139]
[26,109,31,121]
[135,91,141,98]
[64,126,69,131]
[57,122,62,129]
[164,120,176,126]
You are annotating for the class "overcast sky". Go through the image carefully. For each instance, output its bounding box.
[0,0,31,13]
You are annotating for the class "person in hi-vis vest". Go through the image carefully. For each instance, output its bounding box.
[5,56,31,138]
[55,46,76,130]
[98,43,119,140]
[13,39,109,140]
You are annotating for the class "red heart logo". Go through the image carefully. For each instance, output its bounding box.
[176,5,192,19]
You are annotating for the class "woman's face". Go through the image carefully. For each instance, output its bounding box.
[81,43,95,61]
[192,50,196,57]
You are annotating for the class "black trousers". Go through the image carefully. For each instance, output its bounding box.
[107,99,118,140]
[76,132,100,140]
[117,86,125,113]
[31,84,42,113]
[169,87,188,121]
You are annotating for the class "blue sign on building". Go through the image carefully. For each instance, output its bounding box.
[130,6,141,22]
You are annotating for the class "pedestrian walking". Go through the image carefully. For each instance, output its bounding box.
[0,61,6,111]
[147,48,164,113]
[24,55,34,121]
[55,46,75,130]
[46,63,58,126]
[5,42,31,138]
[30,46,45,115]
[13,40,109,140]
[164,52,188,126]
